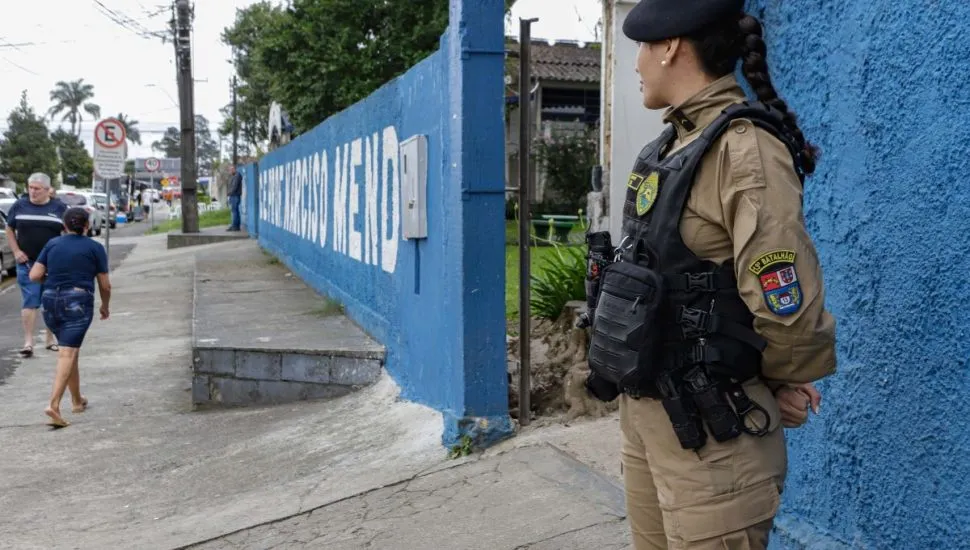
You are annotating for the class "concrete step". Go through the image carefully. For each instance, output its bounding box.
[190,240,386,408]
[168,226,250,249]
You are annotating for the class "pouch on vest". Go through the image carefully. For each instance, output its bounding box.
[587,255,665,388]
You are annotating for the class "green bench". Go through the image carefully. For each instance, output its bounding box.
[531,215,580,243]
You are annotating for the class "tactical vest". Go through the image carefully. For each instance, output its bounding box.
[617,101,805,395]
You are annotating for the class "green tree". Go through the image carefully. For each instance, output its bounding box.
[0,91,59,190]
[115,113,141,146]
[48,79,101,136]
[51,129,94,189]
[150,115,220,175]
[258,0,450,131]
[221,0,519,140]
[219,1,285,154]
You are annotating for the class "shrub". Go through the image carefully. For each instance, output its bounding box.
[532,127,597,213]
[530,244,586,320]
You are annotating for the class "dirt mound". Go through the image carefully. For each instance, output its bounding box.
[507,304,618,423]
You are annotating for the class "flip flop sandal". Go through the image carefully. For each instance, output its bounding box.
[46,344,59,352]
[72,398,88,414]
[19,345,33,358]
[44,409,70,428]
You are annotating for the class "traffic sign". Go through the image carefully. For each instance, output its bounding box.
[144,157,161,172]
[93,118,127,179]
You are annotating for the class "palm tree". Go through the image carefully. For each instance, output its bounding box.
[48,79,101,136]
[116,113,142,146]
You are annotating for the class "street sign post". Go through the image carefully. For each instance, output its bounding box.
[143,157,161,231]
[94,118,127,261]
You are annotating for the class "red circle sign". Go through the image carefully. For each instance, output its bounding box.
[145,158,161,172]
[94,118,127,149]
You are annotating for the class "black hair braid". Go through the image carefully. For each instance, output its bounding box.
[738,14,819,174]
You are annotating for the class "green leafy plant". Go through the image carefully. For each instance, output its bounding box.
[532,127,598,213]
[447,435,474,459]
[530,244,586,320]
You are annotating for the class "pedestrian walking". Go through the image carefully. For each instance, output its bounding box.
[29,207,111,428]
[227,165,243,232]
[3,172,66,356]
[582,1,837,548]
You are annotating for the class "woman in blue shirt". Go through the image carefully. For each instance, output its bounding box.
[29,207,112,428]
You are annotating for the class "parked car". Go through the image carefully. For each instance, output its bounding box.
[0,197,14,218]
[59,191,103,236]
[87,192,116,229]
[0,210,16,279]
[0,188,16,200]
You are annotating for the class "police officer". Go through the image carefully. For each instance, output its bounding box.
[585,1,838,548]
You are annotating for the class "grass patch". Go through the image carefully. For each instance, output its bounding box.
[148,208,232,234]
[304,300,344,317]
[506,244,584,321]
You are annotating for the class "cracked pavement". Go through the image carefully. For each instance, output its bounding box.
[0,236,445,549]
[0,234,634,549]
[190,444,631,550]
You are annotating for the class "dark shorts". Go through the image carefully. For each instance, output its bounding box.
[41,288,95,348]
[16,262,42,309]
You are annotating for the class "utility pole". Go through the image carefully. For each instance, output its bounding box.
[174,0,199,233]
[518,18,538,427]
[231,75,239,166]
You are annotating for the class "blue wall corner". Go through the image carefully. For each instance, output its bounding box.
[242,0,512,449]
[751,2,970,547]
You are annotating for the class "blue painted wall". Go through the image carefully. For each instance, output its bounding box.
[244,0,510,447]
[242,162,258,236]
[743,0,970,547]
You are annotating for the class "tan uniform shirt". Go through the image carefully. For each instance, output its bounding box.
[662,74,836,386]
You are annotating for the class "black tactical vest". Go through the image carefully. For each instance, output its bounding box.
[619,101,805,393]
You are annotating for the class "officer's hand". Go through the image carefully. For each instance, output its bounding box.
[775,383,821,428]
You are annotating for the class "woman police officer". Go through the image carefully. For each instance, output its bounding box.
[583,0,837,548]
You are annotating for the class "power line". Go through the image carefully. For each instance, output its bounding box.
[90,0,168,40]
[1,56,39,75]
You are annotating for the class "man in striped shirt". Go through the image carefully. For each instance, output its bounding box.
[4,173,66,357]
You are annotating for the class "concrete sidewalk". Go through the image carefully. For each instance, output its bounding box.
[0,234,631,550]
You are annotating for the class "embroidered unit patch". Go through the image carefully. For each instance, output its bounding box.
[635,172,659,216]
[627,173,644,190]
[748,249,802,316]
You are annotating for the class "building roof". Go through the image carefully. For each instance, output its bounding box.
[506,39,602,84]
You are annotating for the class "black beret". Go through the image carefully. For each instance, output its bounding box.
[622,0,744,43]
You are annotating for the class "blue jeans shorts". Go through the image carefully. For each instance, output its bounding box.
[41,288,96,348]
[16,262,42,309]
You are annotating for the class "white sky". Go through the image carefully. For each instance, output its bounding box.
[0,0,601,161]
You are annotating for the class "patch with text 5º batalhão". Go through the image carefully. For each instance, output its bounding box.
[748,249,802,316]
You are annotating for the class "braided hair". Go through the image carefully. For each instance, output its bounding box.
[63,207,90,235]
[686,13,819,175]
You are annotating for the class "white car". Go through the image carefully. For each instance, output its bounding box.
[87,192,116,229]
[59,191,103,236]
[0,188,16,200]
[0,197,14,218]
[0,210,16,279]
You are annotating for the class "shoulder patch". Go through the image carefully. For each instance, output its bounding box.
[748,249,801,316]
[635,172,659,216]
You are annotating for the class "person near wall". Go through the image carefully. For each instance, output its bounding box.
[4,173,66,357]
[227,165,243,232]
[582,1,837,548]
[29,207,111,428]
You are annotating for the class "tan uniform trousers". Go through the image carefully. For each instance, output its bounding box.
[620,380,787,550]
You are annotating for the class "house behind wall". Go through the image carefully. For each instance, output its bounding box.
[505,38,601,207]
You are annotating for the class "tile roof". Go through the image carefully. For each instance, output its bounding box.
[506,39,602,84]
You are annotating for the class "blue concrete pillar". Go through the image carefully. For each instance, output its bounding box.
[444,0,513,446]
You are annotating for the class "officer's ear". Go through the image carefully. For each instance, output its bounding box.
[664,38,682,66]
